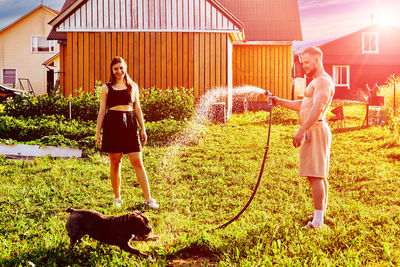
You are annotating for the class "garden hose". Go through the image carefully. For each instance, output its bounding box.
[211,91,274,231]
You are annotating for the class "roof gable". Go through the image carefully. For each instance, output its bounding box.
[1,5,59,33]
[319,24,400,65]
[48,0,76,41]
[49,0,243,35]
[320,24,400,54]
[217,0,302,42]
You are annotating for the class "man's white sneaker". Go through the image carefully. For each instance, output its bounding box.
[113,198,123,207]
[144,198,159,209]
[302,221,325,230]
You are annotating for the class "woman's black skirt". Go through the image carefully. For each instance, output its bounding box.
[101,110,142,153]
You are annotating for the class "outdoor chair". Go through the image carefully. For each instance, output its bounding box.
[328,106,344,129]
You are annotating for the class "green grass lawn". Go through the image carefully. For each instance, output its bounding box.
[1,109,400,266]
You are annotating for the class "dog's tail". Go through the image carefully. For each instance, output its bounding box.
[65,207,76,213]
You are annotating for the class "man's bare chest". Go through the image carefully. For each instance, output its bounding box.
[304,81,315,98]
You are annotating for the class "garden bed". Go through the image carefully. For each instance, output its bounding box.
[0,143,82,158]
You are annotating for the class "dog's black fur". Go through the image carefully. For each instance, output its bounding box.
[65,208,156,257]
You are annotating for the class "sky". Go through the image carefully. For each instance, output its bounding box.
[0,0,63,30]
[0,0,399,47]
[296,0,400,49]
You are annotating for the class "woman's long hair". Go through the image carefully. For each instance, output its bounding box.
[108,56,136,97]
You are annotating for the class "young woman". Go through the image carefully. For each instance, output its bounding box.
[95,56,159,209]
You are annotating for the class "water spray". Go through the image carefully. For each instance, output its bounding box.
[211,90,275,231]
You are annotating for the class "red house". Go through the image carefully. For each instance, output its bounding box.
[319,24,400,100]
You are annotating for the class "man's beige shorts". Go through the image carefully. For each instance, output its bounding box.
[299,121,332,178]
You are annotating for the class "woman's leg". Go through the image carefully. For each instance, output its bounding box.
[127,152,151,201]
[323,177,329,213]
[109,153,123,199]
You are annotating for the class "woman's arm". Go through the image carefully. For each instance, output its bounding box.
[95,84,108,148]
[133,84,147,145]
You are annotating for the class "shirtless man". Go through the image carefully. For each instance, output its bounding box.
[271,47,335,229]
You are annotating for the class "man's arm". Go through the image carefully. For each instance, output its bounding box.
[271,96,302,112]
[293,78,331,147]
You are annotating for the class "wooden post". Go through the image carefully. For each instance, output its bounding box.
[209,102,227,123]
[69,101,72,120]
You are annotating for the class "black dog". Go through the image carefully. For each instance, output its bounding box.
[65,208,158,257]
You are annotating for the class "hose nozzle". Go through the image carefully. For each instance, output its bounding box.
[264,90,273,97]
[264,90,274,107]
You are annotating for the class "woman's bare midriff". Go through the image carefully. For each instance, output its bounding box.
[109,105,133,111]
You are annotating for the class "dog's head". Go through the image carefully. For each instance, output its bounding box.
[123,211,152,237]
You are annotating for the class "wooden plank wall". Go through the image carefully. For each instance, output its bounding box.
[232,45,293,100]
[60,32,228,97]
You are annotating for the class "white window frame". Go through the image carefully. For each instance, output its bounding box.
[1,68,17,86]
[31,35,56,53]
[332,65,350,89]
[362,32,379,54]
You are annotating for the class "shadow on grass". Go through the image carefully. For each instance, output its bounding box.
[0,242,149,266]
[331,125,370,134]
[164,233,220,265]
[1,243,83,266]
[166,242,218,266]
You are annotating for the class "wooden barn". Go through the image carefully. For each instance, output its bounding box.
[219,0,302,100]
[48,0,302,109]
[319,24,400,100]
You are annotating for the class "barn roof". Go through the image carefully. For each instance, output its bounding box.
[218,0,302,42]
[47,0,74,40]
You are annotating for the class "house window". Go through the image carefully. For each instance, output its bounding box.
[31,36,56,53]
[362,32,379,54]
[2,69,17,85]
[333,65,350,88]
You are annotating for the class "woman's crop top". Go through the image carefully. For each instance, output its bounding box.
[106,83,133,108]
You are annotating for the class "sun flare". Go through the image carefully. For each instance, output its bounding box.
[375,3,396,27]
[378,14,394,26]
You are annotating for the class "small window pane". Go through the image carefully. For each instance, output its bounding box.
[363,33,378,53]
[335,70,340,84]
[32,36,55,52]
[333,66,349,86]
[371,36,376,51]
[365,36,371,51]
[3,69,16,84]
[341,68,347,84]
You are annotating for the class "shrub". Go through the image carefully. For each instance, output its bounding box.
[380,76,400,144]
[380,75,400,116]
[2,85,101,121]
[67,87,101,121]
[0,115,96,141]
[382,108,400,144]
[140,87,195,122]
[3,85,194,123]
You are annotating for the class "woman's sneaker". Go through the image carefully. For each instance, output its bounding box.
[113,198,123,207]
[144,198,159,209]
